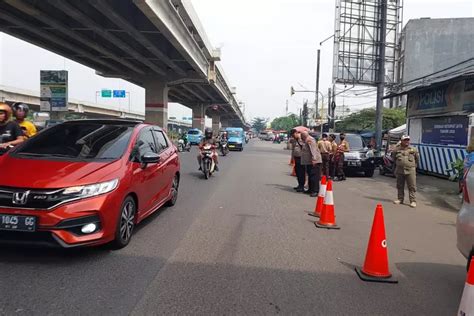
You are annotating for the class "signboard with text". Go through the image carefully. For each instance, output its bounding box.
[421,116,468,146]
[113,90,126,98]
[40,70,68,112]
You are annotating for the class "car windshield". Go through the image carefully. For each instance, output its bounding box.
[228,131,241,137]
[188,130,200,135]
[14,123,134,161]
[336,134,365,151]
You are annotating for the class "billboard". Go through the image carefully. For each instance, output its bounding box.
[40,70,68,112]
[332,0,403,87]
[422,116,468,146]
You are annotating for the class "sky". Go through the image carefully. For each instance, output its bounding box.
[190,0,474,120]
[1,0,473,122]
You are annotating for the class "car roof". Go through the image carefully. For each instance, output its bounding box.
[62,119,142,127]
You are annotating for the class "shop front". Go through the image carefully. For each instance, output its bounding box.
[407,76,474,177]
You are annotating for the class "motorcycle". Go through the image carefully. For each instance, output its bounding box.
[200,144,216,179]
[379,153,396,177]
[0,135,13,155]
[220,139,229,156]
[178,139,190,152]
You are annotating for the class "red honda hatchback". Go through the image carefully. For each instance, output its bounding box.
[0,120,180,249]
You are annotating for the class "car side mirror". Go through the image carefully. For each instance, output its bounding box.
[141,152,160,164]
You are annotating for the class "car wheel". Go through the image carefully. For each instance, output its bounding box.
[112,196,136,249]
[166,174,179,207]
[365,169,375,177]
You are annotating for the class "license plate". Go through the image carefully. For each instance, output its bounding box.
[0,214,36,232]
[348,161,359,166]
[229,145,235,148]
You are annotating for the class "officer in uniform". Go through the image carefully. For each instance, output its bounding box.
[392,135,419,208]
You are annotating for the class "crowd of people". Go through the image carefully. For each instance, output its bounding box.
[0,102,37,150]
[289,129,350,197]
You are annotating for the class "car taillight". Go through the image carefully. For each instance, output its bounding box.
[463,169,470,204]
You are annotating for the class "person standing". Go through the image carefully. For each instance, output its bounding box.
[328,134,338,179]
[392,135,419,208]
[318,133,332,178]
[290,129,305,192]
[334,133,350,181]
[301,131,322,197]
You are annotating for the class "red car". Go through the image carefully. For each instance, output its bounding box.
[0,120,180,249]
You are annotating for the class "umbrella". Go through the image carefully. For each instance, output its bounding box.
[293,126,309,132]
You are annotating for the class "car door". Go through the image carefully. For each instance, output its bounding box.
[131,127,164,218]
[152,128,176,203]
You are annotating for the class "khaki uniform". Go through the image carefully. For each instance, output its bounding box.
[393,145,419,203]
[318,139,332,178]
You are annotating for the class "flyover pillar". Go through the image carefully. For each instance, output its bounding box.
[144,80,168,129]
[212,114,221,134]
[192,104,205,131]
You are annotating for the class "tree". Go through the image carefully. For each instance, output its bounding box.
[335,107,405,132]
[251,117,268,133]
[271,114,300,131]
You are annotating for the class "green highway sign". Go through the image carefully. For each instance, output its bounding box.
[101,89,112,98]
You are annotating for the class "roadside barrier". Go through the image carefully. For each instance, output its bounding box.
[355,204,398,283]
[314,180,340,230]
[458,257,474,315]
[308,176,327,218]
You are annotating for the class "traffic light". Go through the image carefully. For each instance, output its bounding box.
[290,86,295,96]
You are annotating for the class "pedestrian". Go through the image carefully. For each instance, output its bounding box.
[328,133,337,179]
[392,135,419,208]
[290,129,305,192]
[318,133,332,178]
[301,131,322,197]
[334,132,350,181]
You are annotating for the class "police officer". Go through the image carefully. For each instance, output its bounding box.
[392,135,419,208]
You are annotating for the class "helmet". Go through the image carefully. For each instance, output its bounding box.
[0,103,12,123]
[12,103,29,117]
[204,128,213,139]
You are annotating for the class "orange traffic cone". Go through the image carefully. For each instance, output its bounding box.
[314,180,340,229]
[355,204,398,283]
[458,257,474,315]
[308,176,327,218]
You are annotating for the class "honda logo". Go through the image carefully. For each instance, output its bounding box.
[12,191,30,205]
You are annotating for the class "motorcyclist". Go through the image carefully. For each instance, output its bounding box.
[0,103,25,149]
[198,128,219,171]
[180,132,188,147]
[12,103,37,138]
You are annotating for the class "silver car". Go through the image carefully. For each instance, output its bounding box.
[457,166,474,269]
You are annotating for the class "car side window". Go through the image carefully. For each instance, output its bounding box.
[153,130,169,153]
[133,128,157,162]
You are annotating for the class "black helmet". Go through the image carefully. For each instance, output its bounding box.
[12,103,29,115]
[204,128,213,139]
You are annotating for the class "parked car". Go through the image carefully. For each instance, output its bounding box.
[457,166,474,270]
[0,120,180,249]
[335,133,376,177]
[187,128,203,145]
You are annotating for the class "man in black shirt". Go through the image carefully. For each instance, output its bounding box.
[0,103,24,149]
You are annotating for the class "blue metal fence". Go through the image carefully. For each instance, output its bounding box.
[412,143,466,177]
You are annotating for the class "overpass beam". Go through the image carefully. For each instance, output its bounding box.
[192,104,205,131]
[144,81,168,128]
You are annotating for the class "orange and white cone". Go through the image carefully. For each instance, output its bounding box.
[458,258,474,315]
[314,180,340,230]
[308,176,327,218]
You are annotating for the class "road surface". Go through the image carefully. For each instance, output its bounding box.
[0,140,466,315]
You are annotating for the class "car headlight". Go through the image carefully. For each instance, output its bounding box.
[62,179,119,199]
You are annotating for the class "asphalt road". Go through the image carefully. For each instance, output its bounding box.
[0,140,467,315]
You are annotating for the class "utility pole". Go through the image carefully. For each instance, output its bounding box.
[315,49,321,122]
[375,0,388,150]
[302,99,308,127]
[327,87,332,130]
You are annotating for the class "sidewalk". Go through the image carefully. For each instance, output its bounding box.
[417,173,462,212]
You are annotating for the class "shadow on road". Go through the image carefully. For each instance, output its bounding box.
[266,183,296,193]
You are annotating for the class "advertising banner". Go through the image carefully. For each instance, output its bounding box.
[40,70,68,112]
[421,115,469,146]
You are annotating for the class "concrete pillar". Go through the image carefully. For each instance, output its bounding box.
[192,104,205,131]
[212,114,221,134]
[144,80,168,129]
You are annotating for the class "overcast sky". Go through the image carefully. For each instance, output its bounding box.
[191,0,474,120]
[1,0,473,122]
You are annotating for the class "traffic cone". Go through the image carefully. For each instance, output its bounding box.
[289,157,294,165]
[308,176,327,218]
[458,258,474,315]
[355,204,398,283]
[314,180,340,229]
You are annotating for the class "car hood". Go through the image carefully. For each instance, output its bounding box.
[0,156,123,189]
[228,137,242,143]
